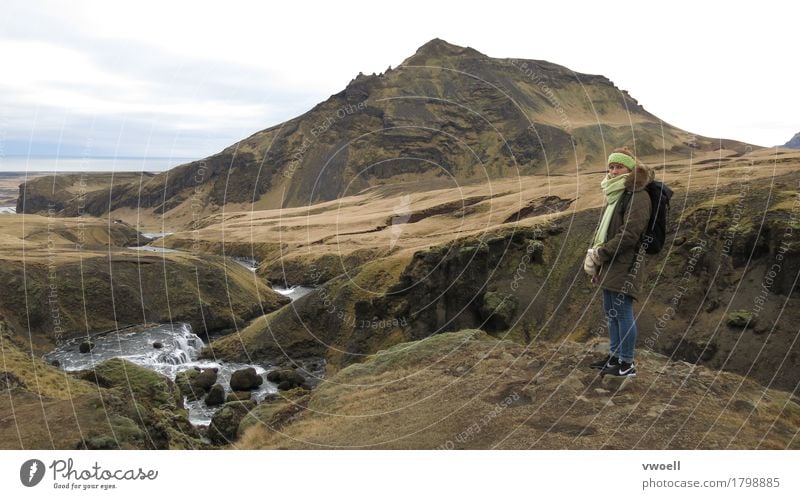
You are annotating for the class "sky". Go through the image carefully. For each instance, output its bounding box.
[1,0,797,166]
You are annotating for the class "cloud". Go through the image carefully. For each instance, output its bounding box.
[1,0,798,160]
[0,1,322,158]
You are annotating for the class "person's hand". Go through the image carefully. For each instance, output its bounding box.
[583,250,598,276]
[588,247,605,266]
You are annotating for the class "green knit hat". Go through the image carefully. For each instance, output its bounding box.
[608,152,636,170]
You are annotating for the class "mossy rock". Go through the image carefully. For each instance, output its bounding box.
[92,358,182,410]
[175,367,218,401]
[239,388,309,434]
[334,329,496,382]
[205,384,226,406]
[230,367,263,391]
[208,400,255,445]
[727,310,754,328]
[479,291,518,331]
[265,369,307,390]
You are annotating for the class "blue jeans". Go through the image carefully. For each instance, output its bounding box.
[602,289,637,363]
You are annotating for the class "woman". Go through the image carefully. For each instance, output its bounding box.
[584,147,653,377]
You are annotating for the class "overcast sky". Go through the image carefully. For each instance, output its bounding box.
[1,0,797,165]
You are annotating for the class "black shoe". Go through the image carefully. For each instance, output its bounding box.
[590,354,619,370]
[604,360,636,377]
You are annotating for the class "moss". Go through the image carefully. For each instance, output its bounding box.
[92,358,182,410]
[727,310,754,328]
[333,329,496,382]
[239,388,309,433]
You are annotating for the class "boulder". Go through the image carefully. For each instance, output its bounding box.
[194,368,218,390]
[79,341,95,353]
[207,401,254,445]
[266,369,307,390]
[175,367,217,400]
[230,367,263,391]
[205,384,226,407]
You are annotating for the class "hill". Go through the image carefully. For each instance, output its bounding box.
[17,38,754,225]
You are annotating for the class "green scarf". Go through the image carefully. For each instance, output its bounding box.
[593,173,629,248]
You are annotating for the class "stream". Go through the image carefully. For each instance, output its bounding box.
[43,323,279,426]
[43,264,321,426]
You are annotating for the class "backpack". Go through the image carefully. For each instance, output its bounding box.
[619,180,673,254]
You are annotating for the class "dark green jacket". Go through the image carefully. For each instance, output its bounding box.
[595,164,655,301]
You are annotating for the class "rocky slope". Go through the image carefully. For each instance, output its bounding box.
[17,39,754,222]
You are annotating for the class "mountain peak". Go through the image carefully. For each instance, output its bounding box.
[402,38,485,65]
[781,131,800,149]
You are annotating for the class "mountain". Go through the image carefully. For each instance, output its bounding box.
[18,38,754,221]
[780,132,800,149]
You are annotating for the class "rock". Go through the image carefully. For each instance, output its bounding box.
[194,368,218,390]
[175,368,203,400]
[205,384,226,407]
[732,399,757,413]
[266,369,307,390]
[479,291,518,332]
[239,387,310,434]
[152,341,163,349]
[93,358,183,410]
[174,367,218,400]
[753,322,769,335]
[727,310,754,328]
[557,376,585,394]
[207,401,255,445]
[230,367,263,391]
[79,341,94,353]
[0,371,27,391]
[669,339,717,363]
[226,391,252,402]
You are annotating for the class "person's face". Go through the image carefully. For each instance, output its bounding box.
[607,163,629,178]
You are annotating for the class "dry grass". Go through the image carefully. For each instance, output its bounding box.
[0,337,97,400]
[147,149,800,273]
[232,330,800,449]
